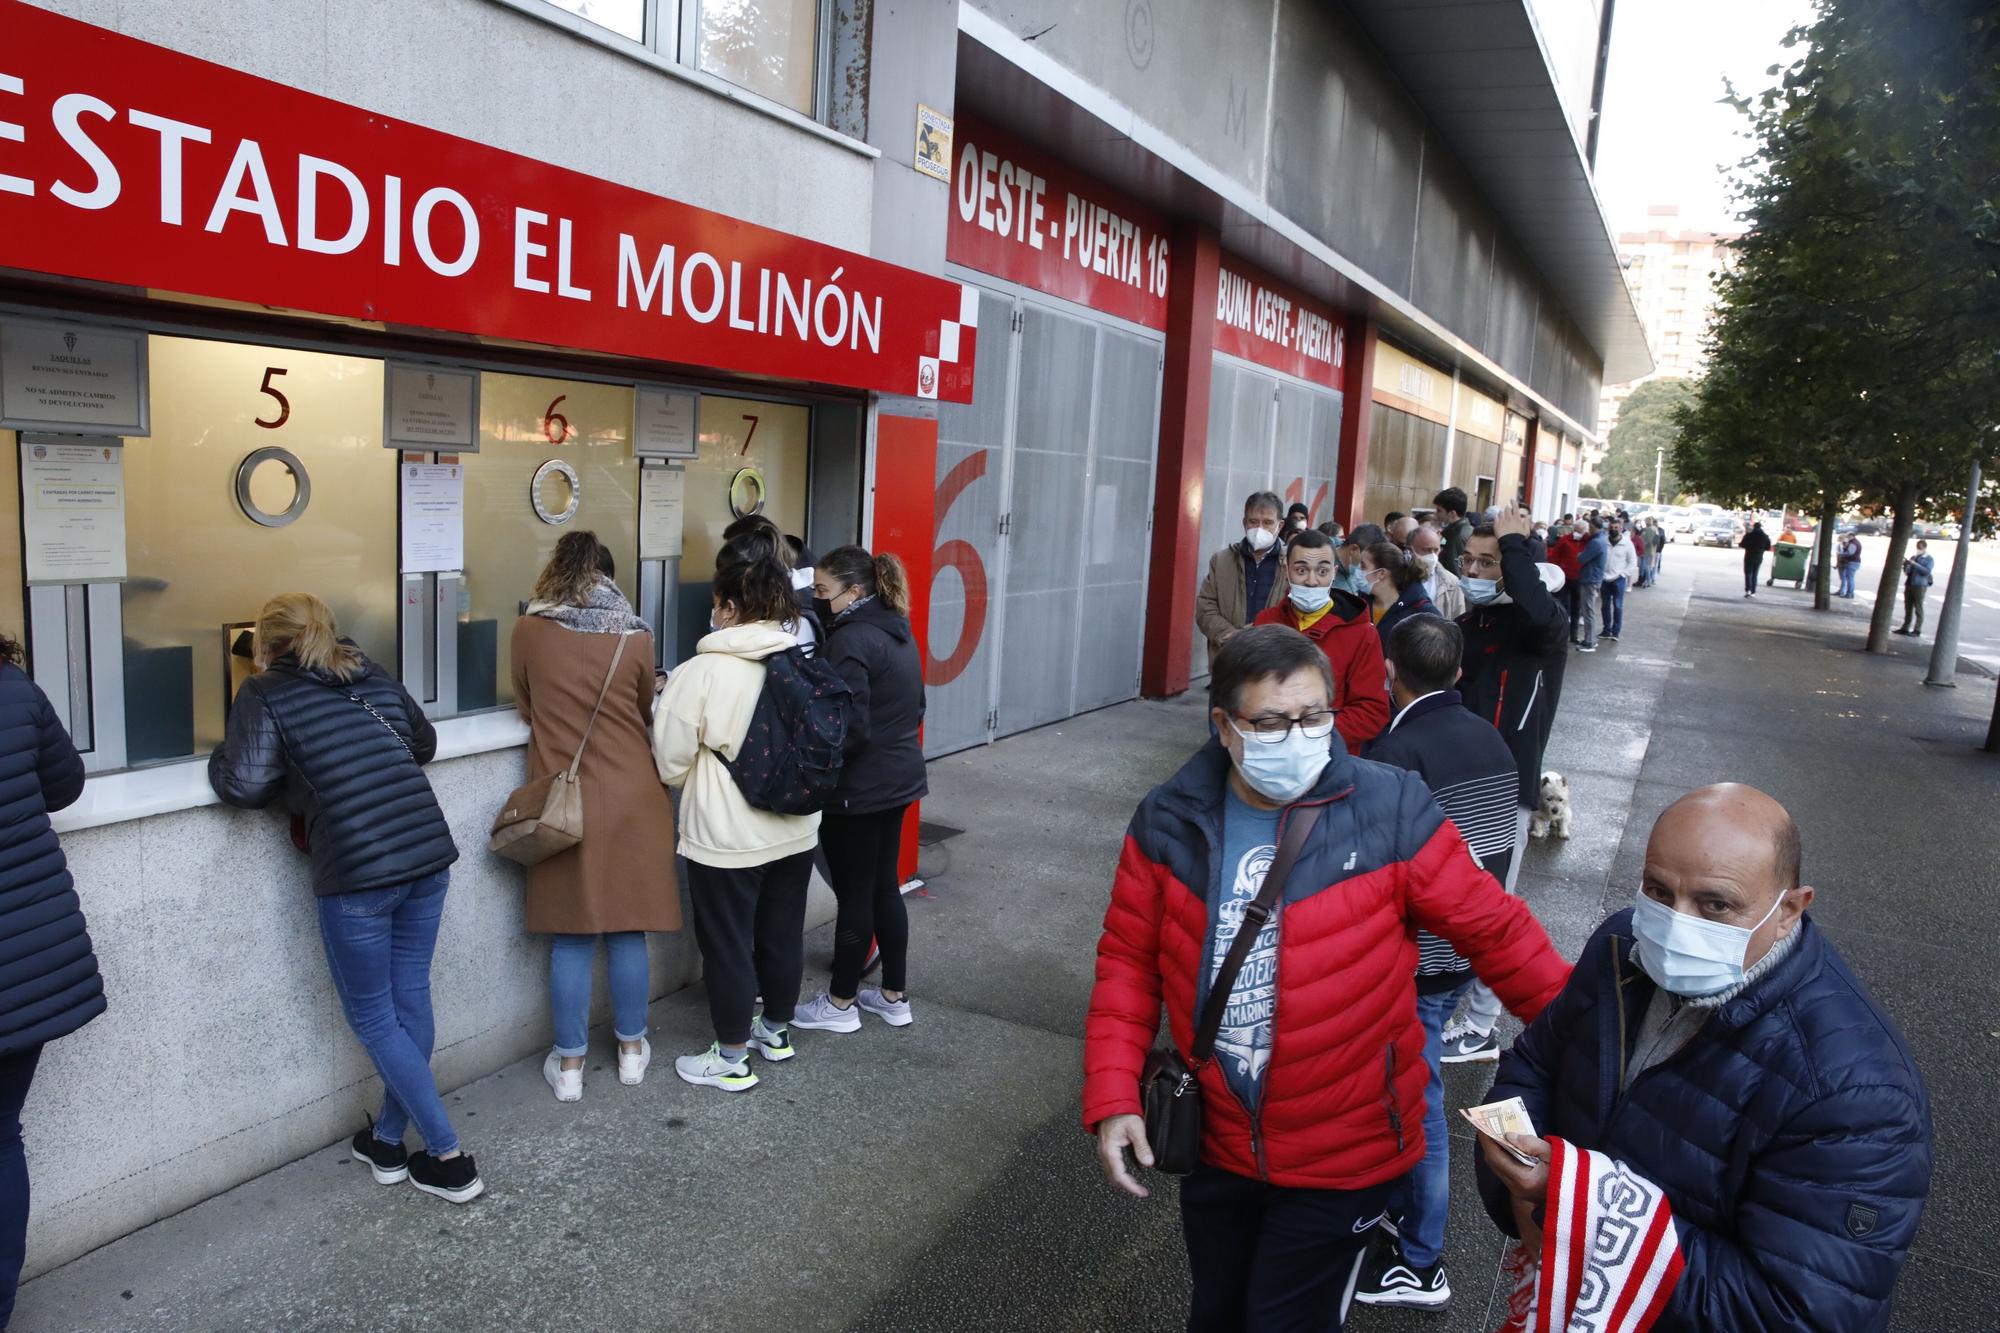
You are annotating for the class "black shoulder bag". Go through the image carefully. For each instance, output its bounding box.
[1141,804,1322,1174]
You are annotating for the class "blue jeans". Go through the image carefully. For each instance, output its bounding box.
[316,870,458,1154]
[0,1044,40,1330]
[1392,980,1472,1269]
[549,932,650,1057]
[1838,563,1858,597]
[1599,576,1627,637]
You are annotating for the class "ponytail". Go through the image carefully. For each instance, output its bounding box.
[713,534,797,625]
[871,553,910,615]
[819,545,910,617]
[1363,540,1420,593]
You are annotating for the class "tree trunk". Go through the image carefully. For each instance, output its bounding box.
[1813,494,1837,611]
[1865,481,1919,652]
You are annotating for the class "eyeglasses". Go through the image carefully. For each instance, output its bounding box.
[1231,710,1336,744]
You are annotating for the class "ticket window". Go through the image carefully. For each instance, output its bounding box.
[457,374,641,711]
[108,337,398,765]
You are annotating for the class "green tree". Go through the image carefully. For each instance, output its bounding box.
[1598,379,1694,500]
[1676,0,1999,645]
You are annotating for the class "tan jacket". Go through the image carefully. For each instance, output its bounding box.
[512,618,680,935]
[652,622,821,869]
[1426,565,1467,621]
[1194,542,1288,656]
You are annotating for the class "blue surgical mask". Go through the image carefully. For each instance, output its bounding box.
[1463,577,1502,605]
[1227,720,1332,803]
[1288,583,1332,614]
[1630,889,1789,997]
[1344,565,1372,595]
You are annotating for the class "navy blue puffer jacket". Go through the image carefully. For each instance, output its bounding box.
[1477,909,1931,1331]
[0,663,104,1058]
[209,654,457,897]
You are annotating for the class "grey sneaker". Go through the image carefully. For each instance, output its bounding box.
[749,1015,796,1061]
[855,987,913,1027]
[790,992,862,1033]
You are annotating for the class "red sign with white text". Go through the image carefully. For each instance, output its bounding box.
[947,116,1170,330]
[1213,257,1345,387]
[0,1,976,403]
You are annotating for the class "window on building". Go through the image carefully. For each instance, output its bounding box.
[458,373,642,711]
[698,0,821,116]
[543,0,645,40]
[121,336,397,762]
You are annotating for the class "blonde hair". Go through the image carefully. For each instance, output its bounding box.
[531,530,615,607]
[254,592,364,680]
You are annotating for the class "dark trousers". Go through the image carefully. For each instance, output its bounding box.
[1181,1165,1395,1332]
[0,1045,42,1331]
[686,850,814,1044]
[1902,583,1928,633]
[1563,582,1582,641]
[823,805,912,998]
[1745,555,1763,592]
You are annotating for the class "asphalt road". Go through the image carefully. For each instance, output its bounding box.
[1662,530,2000,674]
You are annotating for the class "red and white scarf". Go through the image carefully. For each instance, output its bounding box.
[1495,1137,1684,1333]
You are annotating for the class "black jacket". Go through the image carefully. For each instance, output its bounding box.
[823,598,928,815]
[1439,517,1474,578]
[1456,534,1568,807]
[209,654,458,896]
[1477,912,1931,1331]
[1741,527,1773,560]
[1362,690,1521,993]
[1374,583,1439,649]
[0,664,104,1058]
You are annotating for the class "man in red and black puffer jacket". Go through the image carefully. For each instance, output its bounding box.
[1084,624,1569,1332]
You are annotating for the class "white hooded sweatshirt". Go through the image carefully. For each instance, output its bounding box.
[652,621,821,869]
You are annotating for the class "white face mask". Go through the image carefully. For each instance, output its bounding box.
[1631,888,1789,997]
[1288,583,1332,613]
[1244,526,1277,553]
[1411,552,1437,577]
[1228,719,1332,803]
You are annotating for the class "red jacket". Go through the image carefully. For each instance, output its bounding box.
[1083,745,1570,1189]
[1548,533,1584,582]
[1253,593,1388,754]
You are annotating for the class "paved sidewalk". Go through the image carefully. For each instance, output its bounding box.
[16,545,1998,1331]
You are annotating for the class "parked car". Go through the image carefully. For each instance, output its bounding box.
[1913,521,1947,540]
[1698,517,1747,547]
[1854,518,1887,535]
[1784,513,1817,535]
[1834,519,1859,535]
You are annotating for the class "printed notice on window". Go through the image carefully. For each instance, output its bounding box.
[0,320,149,436]
[634,387,698,458]
[21,441,126,584]
[400,463,465,573]
[387,364,478,450]
[639,465,685,560]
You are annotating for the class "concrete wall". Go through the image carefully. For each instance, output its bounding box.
[34,0,877,252]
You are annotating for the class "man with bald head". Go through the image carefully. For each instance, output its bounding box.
[1407,524,1464,620]
[1386,514,1418,549]
[1474,784,1932,1330]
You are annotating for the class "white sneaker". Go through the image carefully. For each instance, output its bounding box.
[790,992,862,1033]
[856,987,914,1027]
[617,1037,652,1086]
[673,1043,759,1093]
[543,1050,582,1103]
[749,1016,796,1061]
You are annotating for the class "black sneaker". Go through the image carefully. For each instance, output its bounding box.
[350,1128,408,1185]
[408,1151,484,1204]
[1352,1246,1452,1309]
[1439,1021,1499,1063]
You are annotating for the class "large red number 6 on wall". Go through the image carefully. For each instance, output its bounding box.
[543,395,571,444]
[924,450,990,687]
[255,367,290,429]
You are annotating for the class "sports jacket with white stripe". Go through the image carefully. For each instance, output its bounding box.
[1363,689,1521,993]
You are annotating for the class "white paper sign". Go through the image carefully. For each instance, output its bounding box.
[635,387,698,459]
[400,463,465,573]
[639,465,686,560]
[21,441,126,583]
[386,364,478,450]
[0,320,149,436]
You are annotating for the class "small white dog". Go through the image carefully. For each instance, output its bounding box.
[1530,770,1572,840]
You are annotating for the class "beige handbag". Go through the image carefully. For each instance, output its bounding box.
[488,632,629,867]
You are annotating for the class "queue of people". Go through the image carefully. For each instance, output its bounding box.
[1084,490,1933,1331]
[0,517,929,1327]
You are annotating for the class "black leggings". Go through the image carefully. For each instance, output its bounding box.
[823,804,911,999]
[685,850,814,1045]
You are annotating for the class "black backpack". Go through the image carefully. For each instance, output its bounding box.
[723,646,852,815]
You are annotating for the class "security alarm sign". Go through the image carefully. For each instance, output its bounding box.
[0,1,977,404]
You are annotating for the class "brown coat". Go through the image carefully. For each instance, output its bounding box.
[1193,542,1288,657]
[511,617,681,934]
